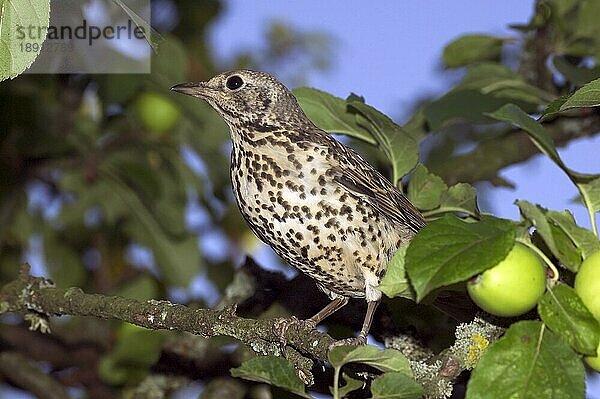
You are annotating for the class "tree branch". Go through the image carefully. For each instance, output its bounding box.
[0,265,335,365]
[428,113,600,186]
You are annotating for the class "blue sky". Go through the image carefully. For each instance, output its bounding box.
[209,1,532,115]
[208,0,600,232]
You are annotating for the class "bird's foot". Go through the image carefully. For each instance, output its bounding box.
[274,316,318,353]
[328,336,367,350]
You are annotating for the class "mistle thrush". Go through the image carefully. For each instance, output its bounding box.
[171,70,425,344]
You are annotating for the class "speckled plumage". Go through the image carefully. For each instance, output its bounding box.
[172,70,425,343]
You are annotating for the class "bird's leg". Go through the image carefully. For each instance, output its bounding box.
[306,296,349,328]
[356,300,379,343]
[330,300,380,348]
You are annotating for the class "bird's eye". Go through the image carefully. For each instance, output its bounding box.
[226,75,244,90]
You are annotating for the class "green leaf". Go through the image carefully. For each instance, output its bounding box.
[487,104,565,168]
[487,104,600,223]
[516,200,579,271]
[424,89,509,130]
[472,79,550,105]
[349,101,419,185]
[402,106,428,142]
[443,35,504,68]
[379,243,414,300]
[370,372,424,399]
[293,87,375,144]
[406,215,516,301]
[552,56,600,86]
[460,63,515,85]
[548,223,583,271]
[332,373,364,398]
[104,169,201,287]
[517,202,600,271]
[148,153,195,237]
[487,104,599,181]
[99,323,166,385]
[328,345,412,375]
[579,176,600,213]
[489,86,548,105]
[538,284,600,355]
[426,64,547,129]
[559,77,600,111]
[540,94,571,120]
[466,321,585,399]
[407,164,447,211]
[0,0,50,80]
[437,183,480,217]
[230,356,310,398]
[126,223,201,288]
[110,0,163,52]
[458,63,550,101]
[546,209,600,260]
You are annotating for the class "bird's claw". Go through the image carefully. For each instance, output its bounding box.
[275,316,318,353]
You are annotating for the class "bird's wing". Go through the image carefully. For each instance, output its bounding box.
[333,163,426,233]
[324,138,426,233]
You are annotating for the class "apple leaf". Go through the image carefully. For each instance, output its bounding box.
[293,87,375,144]
[407,164,447,211]
[559,77,600,111]
[0,0,51,81]
[328,345,412,375]
[516,200,574,269]
[331,373,364,398]
[539,94,571,120]
[111,0,163,52]
[487,104,600,230]
[546,209,600,260]
[370,372,424,399]
[406,215,515,301]
[349,101,419,185]
[231,356,311,398]
[438,183,480,217]
[538,284,600,355]
[517,200,600,271]
[443,35,504,68]
[487,104,565,169]
[578,176,600,213]
[424,89,509,130]
[466,321,585,399]
[379,243,414,300]
[552,56,600,86]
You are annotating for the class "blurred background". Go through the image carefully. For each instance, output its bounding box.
[1,0,600,397]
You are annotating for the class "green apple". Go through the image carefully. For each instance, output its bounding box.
[135,92,181,134]
[584,340,600,372]
[574,250,600,321]
[467,243,546,317]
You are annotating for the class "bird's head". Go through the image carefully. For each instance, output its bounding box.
[171,70,307,129]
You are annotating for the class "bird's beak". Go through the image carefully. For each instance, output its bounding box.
[170,82,212,98]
